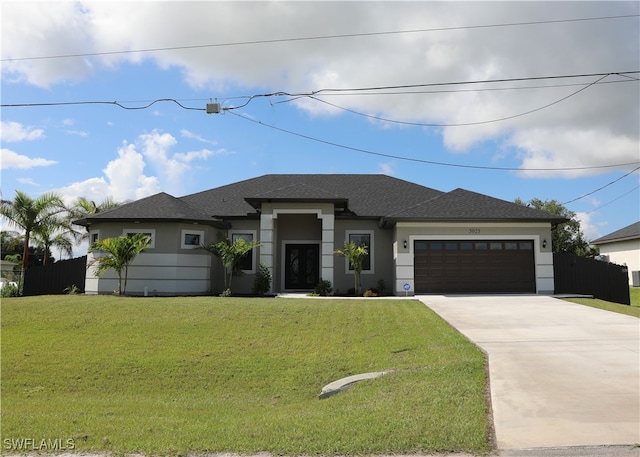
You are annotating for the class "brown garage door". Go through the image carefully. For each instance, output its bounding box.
[414,240,535,293]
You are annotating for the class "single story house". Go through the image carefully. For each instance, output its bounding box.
[74,174,564,296]
[591,221,640,286]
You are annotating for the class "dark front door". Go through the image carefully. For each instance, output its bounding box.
[285,244,320,290]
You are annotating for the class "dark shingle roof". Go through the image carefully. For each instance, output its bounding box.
[388,188,566,222]
[74,192,223,226]
[591,221,640,244]
[181,174,444,218]
[245,182,348,209]
[76,175,565,225]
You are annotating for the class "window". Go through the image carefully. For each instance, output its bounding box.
[519,241,533,250]
[182,230,204,249]
[123,228,155,248]
[89,231,100,245]
[231,232,256,272]
[346,231,373,272]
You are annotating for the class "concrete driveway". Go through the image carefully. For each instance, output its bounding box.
[418,295,640,451]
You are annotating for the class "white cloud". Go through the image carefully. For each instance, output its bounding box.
[53,130,224,205]
[0,121,45,142]
[103,142,161,201]
[378,162,396,176]
[66,130,89,137]
[54,142,160,205]
[1,149,57,169]
[576,211,608,242]
[1,2,95,88]
[137,130,225,193]
[509,128,639,178]
[2,2,638,175]
[17,178,40,187]
[180,129,218,146]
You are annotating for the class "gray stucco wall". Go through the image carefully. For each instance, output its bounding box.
[85,222,217,295]
[333,219,394,295]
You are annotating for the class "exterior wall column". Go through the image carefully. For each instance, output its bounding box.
[319,211,335,287]
[259,213,275,293]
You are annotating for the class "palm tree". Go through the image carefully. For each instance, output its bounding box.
[31,216,75,265]
[0,191,64,270]
[202,235,261,295]
[88,233,151,295]
[335,241,368,295]
[67,196,121,243]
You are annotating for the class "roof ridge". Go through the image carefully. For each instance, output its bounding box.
[385,190,446,217]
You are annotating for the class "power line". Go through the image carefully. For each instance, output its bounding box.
[3,14,638,62]
[0,98,205,111]
[584,185,640,215]
[308,72,640,96]
[226,110,640,172]
[304,74,612,127]
[3,72,637,111]
[282,78,637,97]
[3,72,637,173]
[562,166,640,205]
[222,71,640,110]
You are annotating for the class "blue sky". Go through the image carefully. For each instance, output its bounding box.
[1,1,639,256]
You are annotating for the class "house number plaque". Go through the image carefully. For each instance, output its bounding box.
[469,228,481,234]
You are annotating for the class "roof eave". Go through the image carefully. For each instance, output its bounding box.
[73,217,227,228]
[388,216,565,224]
[592,235,640,245]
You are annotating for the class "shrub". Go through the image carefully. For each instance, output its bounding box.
[64,284,80,295]
[1,283,20,298]
[252,263,272,296]
[314,279,333,296]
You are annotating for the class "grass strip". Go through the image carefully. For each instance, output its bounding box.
[1,295,490,455]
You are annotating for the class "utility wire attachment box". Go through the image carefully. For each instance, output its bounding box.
[206,102,221,114]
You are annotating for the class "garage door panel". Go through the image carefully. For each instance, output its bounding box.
[414,239,535,294]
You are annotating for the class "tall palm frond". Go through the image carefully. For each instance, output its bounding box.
[67,197,121,242]
[0,191,64,269]
[32,216,75,265]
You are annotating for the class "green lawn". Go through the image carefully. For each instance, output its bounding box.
[1,295,491,455]
[631,286,640,306]
[565,287,640,318]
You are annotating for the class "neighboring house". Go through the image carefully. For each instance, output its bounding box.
[591,222,640,286]
[74,174,564,296]
[0,259,19,288]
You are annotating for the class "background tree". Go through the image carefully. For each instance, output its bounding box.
[335,241,368,295]
[88,233,151,295]
[1,231,22,259]
[0,191,64,269]
[202,235,260,296]
[514,198,598,257]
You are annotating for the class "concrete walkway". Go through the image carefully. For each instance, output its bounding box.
[418,295,640,451]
